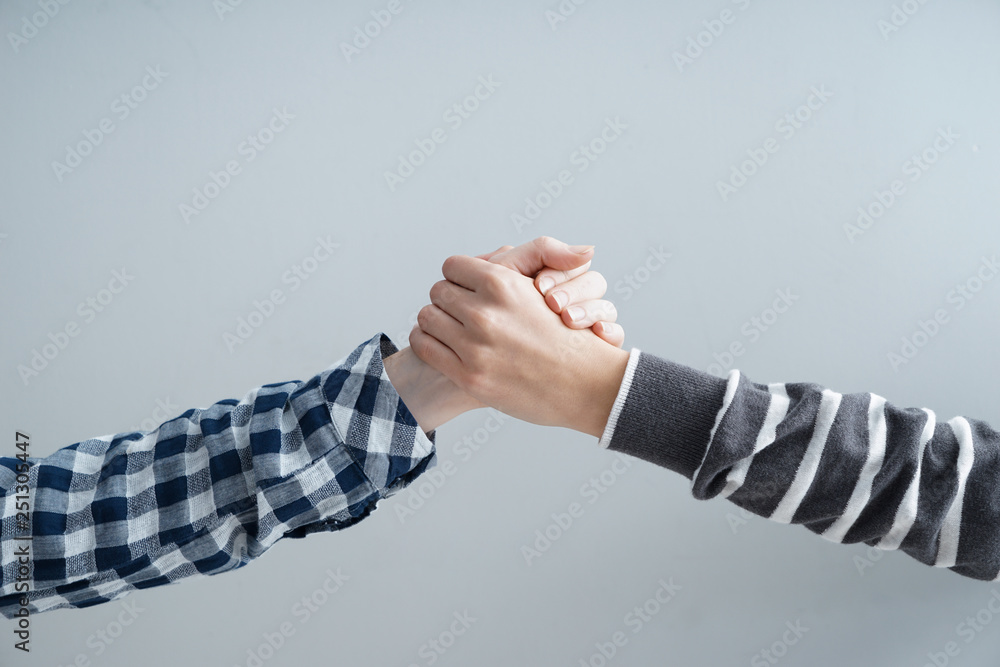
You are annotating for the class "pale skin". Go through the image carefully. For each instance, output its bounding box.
[383,237,627,435]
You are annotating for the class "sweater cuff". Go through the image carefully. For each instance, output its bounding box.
[605,352,729,480]
[598,347,642,449]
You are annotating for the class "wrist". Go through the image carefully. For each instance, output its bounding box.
[565,344,630,438]
[383,345,477,432]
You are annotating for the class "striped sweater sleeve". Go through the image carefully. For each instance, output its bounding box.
[602,349,1000,581]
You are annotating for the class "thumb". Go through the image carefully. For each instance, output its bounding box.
[489,236,595,277]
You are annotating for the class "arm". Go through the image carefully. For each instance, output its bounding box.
[411,256,1000,581]
[0,237,616,617]
[603,352,1000,581]
[0,334,438,617]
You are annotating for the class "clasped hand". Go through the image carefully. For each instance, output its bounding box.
[408,236,630,438]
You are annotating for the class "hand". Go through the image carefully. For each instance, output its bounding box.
[409,254,630,438]
[474,237,624,348]
[385,239,621,433]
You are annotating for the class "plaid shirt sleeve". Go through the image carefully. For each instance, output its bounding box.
[0,333,436,618]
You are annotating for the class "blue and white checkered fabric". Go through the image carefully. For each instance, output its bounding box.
[0,334,436,617]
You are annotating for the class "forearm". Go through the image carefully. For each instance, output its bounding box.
[605,351,1000,581]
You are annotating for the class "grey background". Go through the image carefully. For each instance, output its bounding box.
[2,0,999,665]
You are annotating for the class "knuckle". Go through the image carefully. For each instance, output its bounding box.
[409,328,430,357]
[467,306,495,331]
[569,310,592,328]
[481,269,509,294]
[536,268,556,284]
[441,255,461,275]
[463,346,490,376]
[430,280,454,305]
[465,346,485,369]
[408,327,424,350]
[463,369,487,395]
[534,235,555,250]
[416,304,435,329]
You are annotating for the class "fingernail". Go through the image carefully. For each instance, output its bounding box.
[538,276,555,294]
[568,245,595,254]
[567,306,585,322]
[553,290,569,310]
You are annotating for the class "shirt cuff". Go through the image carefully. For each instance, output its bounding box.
[598,347,642,449]
[316,333,437,512]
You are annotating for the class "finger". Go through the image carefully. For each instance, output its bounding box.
[534,262,592,295]
[592,321,625,348]
[441,255,499,291]
[559,299,618,329]
[409,325,464,379]
[416,303,465,353]
[543,271,608,313]
[428,279,474,324]
[488,236,595,277]
[476,245,514,261]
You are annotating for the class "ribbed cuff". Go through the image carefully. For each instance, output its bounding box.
[598,347,642,449]
[605,352,729,480]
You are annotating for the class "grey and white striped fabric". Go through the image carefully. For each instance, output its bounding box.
[601,349,1000,581]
